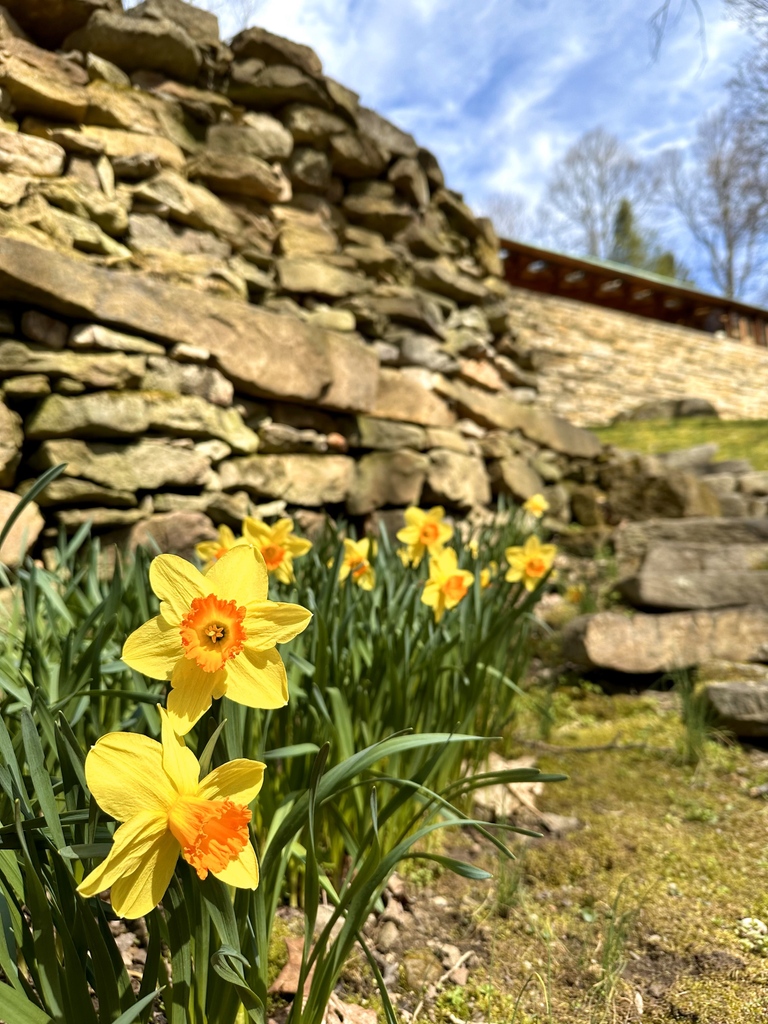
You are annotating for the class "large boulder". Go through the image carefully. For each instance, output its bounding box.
[347,449,428,515]
[187,150,291,202]
[30,438,212,491]
[230,26,323,77]
[2,0,116,48]
[276,258,369,299]
[614,518,768,564]
[703,679,768,738]
[0,341,144,389]
[620,571,768,611]
[64,11,202,83]
[372,368,455,428]
[0,129,65,177]
[562,607,768,675]
[425,449,491,509]
[219,454,355,506]
[0,39,89,122]
[25,391,259,454]
[207,119,293,162]
[439,378,602,458]
[127,0,221,49]
[132,170,243,238]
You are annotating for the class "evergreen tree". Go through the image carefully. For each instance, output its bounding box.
[608,199,693,285]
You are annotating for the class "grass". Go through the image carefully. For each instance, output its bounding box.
[378,687,768,1024]
[593,417,768,469]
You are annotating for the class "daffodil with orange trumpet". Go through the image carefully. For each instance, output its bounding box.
[421,548,474,623]
[242,516,312,584]
[504,535,556,592]
[77,709,265,918]
[122,545,311,734]
[396,506,453,567]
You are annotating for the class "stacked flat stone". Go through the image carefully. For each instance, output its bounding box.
[0,0,606,561]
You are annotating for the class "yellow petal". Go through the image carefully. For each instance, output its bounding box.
[272,518,295,540]
[396,524,419,545]
[77,811,171,899]
[85,734,174,820]
[213,841,259,889]
[274,558,295,585]
[207,544,268,606]
[224,646,288,709]
[287,534,311,554]
[437,522,454,546]
[196,540,221,565]
[421,581,440,608]
[245,601,312,651]
[403,507,426,528]
[218,524,236,547]
[150,555,209,626]
[198,759,266,806]
[122,615,180,681]
[159,708,199,795]
[166,659,223,736]
[109,828,180,919]
[356,566,375,590]
[242,518,270,545]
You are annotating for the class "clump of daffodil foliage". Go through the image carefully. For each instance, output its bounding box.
[0,468,562,1024]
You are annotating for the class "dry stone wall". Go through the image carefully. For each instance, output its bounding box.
[2,0,761,566]
[506,288,768,427]
[0,0,611,558]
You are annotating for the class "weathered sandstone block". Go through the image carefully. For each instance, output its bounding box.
[347,449,429,515]
[562,607,768,674]
[30,438,212,491]
[219,454,355,506]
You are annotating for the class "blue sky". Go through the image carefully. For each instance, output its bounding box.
[143,0,756,293]
[214,0,749,215]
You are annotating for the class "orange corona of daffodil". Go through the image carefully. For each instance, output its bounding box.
[195,524,243,569]
[77,709,265,918]
[421,548,474,623]
[122,545,311,735]
[338,537,376,591]
[504,535,556,592]
[396,506,454,567]
[242,516,312,584]
[523,494,550,518]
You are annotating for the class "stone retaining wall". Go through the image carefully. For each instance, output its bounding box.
[507,288,768,427]
[0,0,608,557]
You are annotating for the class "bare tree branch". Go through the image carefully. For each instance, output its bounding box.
[661,107,768,298]
[649,0,707,63]
[541,128,658,260]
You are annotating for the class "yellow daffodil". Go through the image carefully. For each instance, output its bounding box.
[565,583,586,605]
[421,548,474,623]
[122,545,311,735]
[77,709,264,918]
[242,516,312,585]
[396,546,411,566]
[396,506,454,567]
[338,537,376,591]
[523,494,550,518]
[480,560,499,589]
[504,535,556,592]
[195,524,243,570]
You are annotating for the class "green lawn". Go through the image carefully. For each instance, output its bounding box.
[594,417,768,470]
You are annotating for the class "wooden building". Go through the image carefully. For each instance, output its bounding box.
[500,238,768,346]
